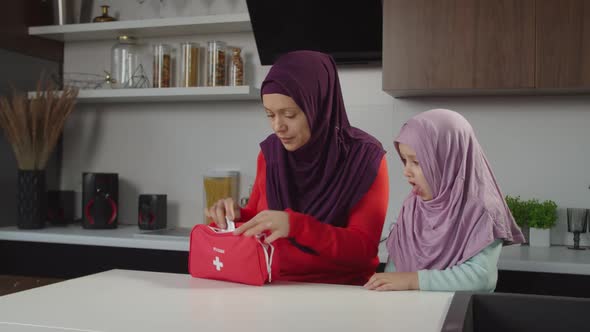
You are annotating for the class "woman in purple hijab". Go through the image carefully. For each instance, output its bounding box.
[365,109,524,292]
[205,51,389,285]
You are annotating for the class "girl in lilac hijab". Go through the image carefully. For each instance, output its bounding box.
[365,109,524,292]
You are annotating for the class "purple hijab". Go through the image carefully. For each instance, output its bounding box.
[260,51,385,227]
[387,109,524,272]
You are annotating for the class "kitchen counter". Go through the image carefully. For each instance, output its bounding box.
[499,244,590,275]
[0,224,190,251]
[2,226,590,275]
[0,269,453,332]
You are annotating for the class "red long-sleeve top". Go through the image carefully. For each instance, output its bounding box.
[239,152,389,285]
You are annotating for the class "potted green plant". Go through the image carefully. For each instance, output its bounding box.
[527,199,558,247]
[505,195,529,244]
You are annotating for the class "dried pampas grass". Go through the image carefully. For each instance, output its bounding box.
[0,79,78,170]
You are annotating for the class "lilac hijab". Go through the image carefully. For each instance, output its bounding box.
[260,51,385,227]
[387,109,524,272]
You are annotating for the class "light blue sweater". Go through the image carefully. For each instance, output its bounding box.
[384,240,503,292]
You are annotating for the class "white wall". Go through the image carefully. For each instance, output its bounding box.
[61,1,590,256]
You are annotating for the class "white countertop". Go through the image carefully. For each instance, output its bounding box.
[499,244,590,275]
[0,224,190,251]
[2,225,590,275]
[0,269,453,332]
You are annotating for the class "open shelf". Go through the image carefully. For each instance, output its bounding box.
[28,86,260,103]
[28,13,252,42]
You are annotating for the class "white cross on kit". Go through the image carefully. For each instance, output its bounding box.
[213,256,224,271]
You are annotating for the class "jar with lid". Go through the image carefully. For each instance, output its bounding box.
[179,42,200,87]
[228,47,244,86]
[206,40,226,86]
[203,170,239,223]
[110,35,140,89]
[153,44,172,88]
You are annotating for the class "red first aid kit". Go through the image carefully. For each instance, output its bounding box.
[188,220,277,286]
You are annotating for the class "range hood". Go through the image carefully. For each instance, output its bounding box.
[246,0,382,65]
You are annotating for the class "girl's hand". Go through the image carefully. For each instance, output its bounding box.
[364,272,419,291]
[204,197,241,229]
[233,210,290,243]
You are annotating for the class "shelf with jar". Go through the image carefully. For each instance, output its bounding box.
[28,13,252,42]
[45,39,253,103]
[27,86,260,104]
[28,10,255,103]
[27,37,255,103]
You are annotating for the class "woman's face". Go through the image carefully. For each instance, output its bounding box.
[262,93,311,151]
[398,143,433,201]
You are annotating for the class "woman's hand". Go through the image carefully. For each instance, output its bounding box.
[364,272,419,291]
[204,197,241,229]
[233,210,290,243]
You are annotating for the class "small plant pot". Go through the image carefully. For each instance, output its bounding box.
[520,225,530,245]
[529,227,550,247]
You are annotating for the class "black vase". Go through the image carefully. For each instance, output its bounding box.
[17,170,47,229]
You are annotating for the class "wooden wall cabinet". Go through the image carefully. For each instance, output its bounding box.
[536,0,590,89]
[383,0,590,97]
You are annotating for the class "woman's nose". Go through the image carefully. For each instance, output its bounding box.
[273,118,286,132]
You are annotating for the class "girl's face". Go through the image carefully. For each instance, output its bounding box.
[263,93,311,152]
[398,143,433,201]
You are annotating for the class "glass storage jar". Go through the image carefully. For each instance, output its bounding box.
[228,47,244,86]
[153,44,172,88]
[110,35,139,88]
[206,40,226,86]
[179,42,200,87]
